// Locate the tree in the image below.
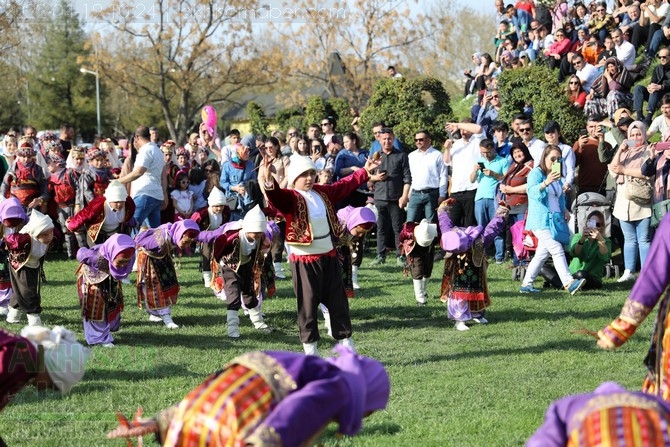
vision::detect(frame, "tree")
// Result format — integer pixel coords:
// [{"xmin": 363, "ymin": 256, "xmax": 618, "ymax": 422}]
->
[
  {"xmin": 304, "ymin": 97, "xmax": 328, "ymax": 129},
  {"xmin": 359, "ymin": 77, "xmax": 453, "ymax": 149},
  {"xmin": 246, "ymin": 101, "xmax": 268, "ymax": 136},
  {"xmin": 92, "ymin": 0, "xmax": 278, "ymax": 144},
  {"xmin": 275, "ymin": 107, "xmax": 305, "ymax": 134}
]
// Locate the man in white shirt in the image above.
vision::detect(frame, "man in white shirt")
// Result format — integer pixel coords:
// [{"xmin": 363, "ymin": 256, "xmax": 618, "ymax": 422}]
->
[
  {"xmin": 407, "ymin": 130, "xmax": 448, "ymax": 223},
  {"xmin": 443, "ymin": 119, "xmax": 484, "ymax": 227},
  {"xmin": 518, "ymin": 118, "xmax": 546, "ymax": 164},
  {"xmin": 612, "ymin": 28, "xmax": 636, "ymax": 69},
  {"xmin": 572, "ymin": 55, "xmax": 600, "ymax": 93},
  {"xmin": 118, "ymin": 125, "xmax": 167, "ymax": 228}
]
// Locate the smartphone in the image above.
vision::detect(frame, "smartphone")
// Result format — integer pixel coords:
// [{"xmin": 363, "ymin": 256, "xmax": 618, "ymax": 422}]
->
[
  {"xmin": 656, "ymin": 141, "xmax": 670, "ymax": 151},
  {"xmin": 551, "ymin": 161, "xmax": 562, "ymax": 176},
  {"xmin": 587, "ymin": 219, "xmax": 597, "ymax": 229},
  {"xmin": 579, "ymin": 129, "xmax": 588, "ymax": 137},
  {"xmin": 478, "ymin": 162, "xmax": 486, "ymax": 170},
  {"xmin": 624, "ymin": 139, "xmax": 637, "ymax": 147}
]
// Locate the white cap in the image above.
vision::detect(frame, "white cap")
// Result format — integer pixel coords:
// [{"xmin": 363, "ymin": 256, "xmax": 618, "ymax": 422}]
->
[
  {"xmin": 104, "ymin": 180, "xmax": 128, "ymax": 203},
  {"xmin": 286, "ymin": 156, "xmax": 317, "ymax": 187},
  {"xmin": 20, "ymin": 210, "xmax": 54, "ymax": 239},
  {"xmin": 414, "ymin": 219, "xmax": 437, "ymax": 247},
  {"xmin": 242, "ymin": 205, "xmax": 267, "ymax": 233},
  {"xmin": 208, "ymin": 187, "xmax": 226, "ymax": 207},
  {"xmin": 20, "ymin": 325, "xmax": 90, "ymax": 394}
]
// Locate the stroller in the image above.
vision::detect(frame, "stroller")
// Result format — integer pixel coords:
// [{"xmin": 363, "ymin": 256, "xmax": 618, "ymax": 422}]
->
[
  {"xmin": 570, "ymin": 192, "xmax": 620, "ymax": 279},
  {"xmin": 510, "ymin": 215, "xmax": 537, "ymax": 281}
]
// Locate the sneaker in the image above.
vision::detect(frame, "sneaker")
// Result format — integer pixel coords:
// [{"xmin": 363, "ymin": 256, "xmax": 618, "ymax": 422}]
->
[
  {"xmin": 472, "ymin": 317, "xmax": 488, "ymax": 324},
  {"xmin": 495, "ymin": 259, "xmax": 503, "ymax": 265},
  {"xmin": 617, "ymin": 269, "xmax": 636, "ymax": 283},
  {"xmin": 102, "ymin": 343, "xmax": 115, "ymax": 348},
  {"xmin": 519, "ymin": 284, "xmax": 542, "ymax": 293},
  {"xmin": 274, "ymin": 270, "xmax": 286, "ymax": 279},
  {"xmin": 370, "ymin": 255, "xmax": 386, "ymax": 266},
  {"xmin": 455, "ymin": 321, "xmax": 470, "ymax": 331},
  {"xmin": 416, "ymin": 301, "xmax": 427, "ymax": 306},
  {"xmin": 396, "ymin": 256, "xmax": 406, "ymax": 267},
  {"xmin": 567, "ymin": 278, "xmax": 587, "ymax": 295},
  {"xmin": 148, "ymin": 315, "xmax": 163, "ymax": 322},
  {"xmin": 6, "ymin": 307, "xmax": 22, "ymax": 323}
]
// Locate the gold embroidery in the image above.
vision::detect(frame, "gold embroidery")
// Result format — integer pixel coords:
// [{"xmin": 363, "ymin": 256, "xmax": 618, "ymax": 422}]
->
[
  {"xmin": 230, "ymin": 352, "xmax": 297, "ymax": 401},
  {"xmin": 286, "ymin": 195, "xmax": 312, "ymax": 245},
  {"xmin": 569, "ymin": 393, "xmax": 666, "ymax": 433},
  {"xmin": 619, "ymin": 299, "xmax": 653, "ymax": 325}
]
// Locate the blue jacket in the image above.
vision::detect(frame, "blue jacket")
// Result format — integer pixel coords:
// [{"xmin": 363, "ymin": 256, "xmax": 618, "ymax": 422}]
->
[
  {"xmin": 220, "ymin": 160, "xmax": 257, "ymax": 194},
  {"xmin": 525, "ymin": 167, "xmax": 565, "ymax": 231}
]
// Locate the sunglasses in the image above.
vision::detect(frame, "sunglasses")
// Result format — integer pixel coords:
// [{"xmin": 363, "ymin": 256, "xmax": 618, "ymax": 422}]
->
[
  {"xmin": 415, "ymin": 138, "xmax": 424, "ymax": 142},
  {"xmin": 569, "ymin": 81, "xmax": 580, "ymax": 84},
  {"xmin": 596, "ymin": 8, "xmax": 605, "ymax": 12},
  {"xmin": 321, "ymin": 122, "xmax": 331, "ymax": 126},
  {"xmin": 519, "ymin": 127, "xmax": 532, "ymax": 133},
  {"xmin": 660, "ymin": 55, "xmax": 669, "ymax": 60}
]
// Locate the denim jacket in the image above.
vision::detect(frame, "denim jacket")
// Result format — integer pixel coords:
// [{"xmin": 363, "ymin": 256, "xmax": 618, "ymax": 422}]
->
[{"xmin": 525, "ymin": 167, "xmax": 566, "ymax": 231}]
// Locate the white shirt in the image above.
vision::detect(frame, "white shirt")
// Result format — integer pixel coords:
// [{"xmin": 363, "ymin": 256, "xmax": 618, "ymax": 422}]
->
[
  {"xmin": 102, "ymin": 202, "xmax": 126, "ymax": 233},
  {"xmin": 449, "ymin": 134, "xmax": 484, "ymax": 193},
  {"xmin": 408, "ymin": 146, "xmax": 449, "ymax": 197},
  {"xmin": 615, "ymin": 40, "xmax": 636, "ymax": 68},
  {"xmin": 558, "ymin": 142, "xmax": 576, "ymax": 187},
  {"xmin": 208, "ymin": 210, "xmax": 223, "ymax": 230},
  {"xmin": 576, "ymin": 63, "xmax": 600, "ymax": 92},
  {"xmin": 130, "ymin": 142, "xmax": 164, "ymax": 200},
  {"xmin": 290, "ymin": 190, "xmax": 333, "ymax": 255}
]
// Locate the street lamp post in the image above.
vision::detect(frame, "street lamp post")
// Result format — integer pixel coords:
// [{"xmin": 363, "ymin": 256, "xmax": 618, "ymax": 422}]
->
[{"xmin": 80, "ymin": 68, "xmax": 101, "ymax": 137}]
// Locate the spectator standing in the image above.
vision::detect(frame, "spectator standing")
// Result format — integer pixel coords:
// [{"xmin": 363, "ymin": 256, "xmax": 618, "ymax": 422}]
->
[
  {"xmin": 476, "ymin": 89, "xmax": 502, "ymax": 137},
  {"xmin": 406, "ymin": 130, "xmax": 448, "ymax": 224},
  {"xmin": 573, "ymin": 116, "xmax": 611, "ymax": 195},
  {"xmin": 320, "ymin": 117, "xmax": 337, "ymax": 146},
  {"xmin": 518, "ymin": 117, "xmax": 547, "ymax": 164},
  {"xmin": 543, "ymin": 120, "xmax": 577, "ymax": 196},
  {"xmin": 333, "ymin": 132, "xmax": 369, "ymax": 208}
]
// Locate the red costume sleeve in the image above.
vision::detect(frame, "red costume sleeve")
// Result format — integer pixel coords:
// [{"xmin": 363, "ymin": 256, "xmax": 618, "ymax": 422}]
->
[
  {"xmin": 313, "ymin": 168, "xmax": 369, "ymax": 205},
  {"xmin": 67, "ymin": 196, "xmax": 106, "ymax": 232},
  {"xmin": 5, "ymin": 233, "xmax": 31, "ymax": 251}
]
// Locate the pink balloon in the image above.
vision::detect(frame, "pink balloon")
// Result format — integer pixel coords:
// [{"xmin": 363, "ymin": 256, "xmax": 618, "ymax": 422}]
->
[{"xmin": 201, "ymin": 105, "xmax": 217, "ymax": 137}]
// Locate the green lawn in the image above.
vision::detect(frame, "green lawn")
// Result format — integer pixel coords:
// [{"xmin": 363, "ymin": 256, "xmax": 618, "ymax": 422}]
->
[{"xmin": 0, "ymin": 252, "xmax": 645, "ymax": 446}]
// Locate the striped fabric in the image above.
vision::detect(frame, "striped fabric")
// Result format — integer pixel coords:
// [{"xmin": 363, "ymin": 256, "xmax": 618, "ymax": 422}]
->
[
  {"xmin": 164, "ymin": 364, "xmax": 274, "ymax": 447},
  {"xmin": 568, "ymin": 405, "xmax": 670, "ymax": 446},
  {"xmin": 136, "ymin": 251, "xmax": 179, "ymax": 310}
]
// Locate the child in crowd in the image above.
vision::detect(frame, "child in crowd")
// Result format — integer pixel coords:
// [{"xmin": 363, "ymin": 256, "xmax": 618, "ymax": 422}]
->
[
  {"xmin": 170, "ymin": 171, "xmax": 194, "ymax": 221},
  {"xmin": 75, "ymin": 234, "xmax": 136, "ymax": 347},
  {"xmin": 190, "ymin": 186, "xmax": 231, "ymax": 289},
  {"xmin": 1, "ymin": 137, "xmax": 48, "ymax": 212},
  {"xmin": 175, "ymin": 147, "xmax": 191, "ymax": 172},
  {"xmin": 67, "ymin": 180, "xmax": 136, "ymax": 246},
  {"xmin": 0, "ymin": 198, "xmax": 26, "ymax": 317},
  {"xmin": 46, "ymin": 154, "xmax": 79, "ymax": 259},
  {"xmin": 210, "ymin": 205, "xmax": 274, "ymax": 338},
  {"xmin": 336, "ymin": 205, "xmax": 376, "ymax": 292},
  {"xmin": 438, "ymin": 199, "xmax": 508, "ymax": 331},
  {"xmin": 188, "ymin": 167, "xmax": 208, "ymax": 211},
  {"xmin": 400, "ymin": 219, "xmax": 439, "ymax": 306},
  {"xmin": 5, "ymin": 210, "xmax": 54, "ymax": 326},
  {"xmin": 76, "ymin": 147, "xmax": 111, "ymax": 211}
]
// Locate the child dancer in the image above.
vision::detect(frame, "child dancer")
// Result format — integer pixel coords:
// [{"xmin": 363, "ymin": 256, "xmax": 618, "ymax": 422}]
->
[
  {"xmin": 170, "ymin": 170, "xmax": 194, "ymax": 221},
  {"xmin": 0, "ymin": 198, "xmax": 27, "ymax": 317},
  {"xmin": 210, "ymin": 205, "xmax": 274, "ymax": 338},
  {"xmin": 0, "ymin": 138, "xmax": 48, "ymax": 212},
  {"xmin": 438, "ymin": 199, "xmax": 508, "ymax": 331},
  {"xmin": 336, "ymin": 205, "xmax": 376, "ymax": 292},
  {"xmin": 190, "ymin": 186, "xmax": 231, "ymax": 288},
  {"xmin": 76, "ymin": 147, "xmax": 111, "ymax": 210},
  {"xmin": 46, "ymin": 154, "xmax": 79, "ymax": 259},
  {"xmin": 5, "ymin": 210, "xmax": 54, "ymax": 326},
  {"xmin": 400, "ymin": 219, "xmax": 439, "ymax": 306},
  {"xmin": 135, "ymin": 219, "xmax": 221, "ymax": 329},
  {"xmin": 76, "ymin": 234, "xmax": 136, "ymax": 347}
]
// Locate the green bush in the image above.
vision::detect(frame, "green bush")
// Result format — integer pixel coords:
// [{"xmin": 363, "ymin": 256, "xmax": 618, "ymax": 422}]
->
[
  {"xmin": 359, "ymin": 76, "xmax": 453, "ymax": 149},
  {"xmin": 498, "ymin": 65, "xmax": 584, "ymax": 142},
  {"xmin": 304, "ymin": 97, "xmax": 328, "ymax": 130},
  {"xmin": 246, "ymin": 101, "xmax": 268, "ymax": 136},
  {"xmin": 275, "ymin": 107, "xmax": 305, "ymax": 134},
  {"xmin": 325, "ymin": 97, "xmax": 353, "ymax": 134}
]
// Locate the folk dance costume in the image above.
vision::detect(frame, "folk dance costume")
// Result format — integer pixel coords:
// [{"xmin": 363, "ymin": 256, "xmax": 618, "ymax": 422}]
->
[
  {"xmin": 210, "ymin": 205, "xmax": 275, "ymax": 338},
  {"xmin": 263, "ymin": 156, "xmax": 374, "ymax": 355},
  {"xmin": 190, "ymin": 186, "xmax": 231, "ymax": 289},
  {"xmin": 46, "ymin": 154, "xmax": 79, "ymax": 258},
  {"xmin": 76, "ymin": 234, "xmax": 136, "ymax": 347},
  {"xmin": 596, "ymin": 213, "xmax": 670, "ymax": 400},
  {"xmin": 400, "ymin": 219, "xmax": 439, "ymax": 306},
  {"xmin": 76, "ymin": 147, "xmax": 111, "ymax": 209},
  {"xmin": 0, "ymin": 139, "xmax": 48, "ymax": 212},
  {"xmin": 527, "ymin": 382, "xmax": 670, "ymax": 447},
  {"xmin": 5, "ymin": 211, "xmax": 54, "ymax": 326},
  {"xmin": 107, "ymin": 346, "xmax": 390, "ymax": 447},
  {"xmin": 335, "ymin": 206, "xmax": 376, "ymax": 293},
  {"xmin": 135, "ymin": 220, "xmax": 222, "ymax": 329},
  {"xmin": 0, "ymin": 199, "xmax": 27, "ymax": 317},
  {"xmin": 438, "ymin": 200, "xmax": 508, "ymax": 331},
  {"xmin": 67, "ymin": 180, "xmax": 136, "ymax": 246}
]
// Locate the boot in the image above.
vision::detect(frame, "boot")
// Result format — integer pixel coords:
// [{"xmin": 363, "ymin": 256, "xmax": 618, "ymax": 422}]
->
[
  {"xmin": 303, "ymin": 341, "xmax": 318, "ymax": 356},
  {"xmin": 0, "ymin": 306, "xmax": 8, "ymax": 316},
  {"xmin": 160, "ymin": 314, "xmax": 179, "ymax": 329},
  {"xmin": 27, "ymin": 313, "xmax": 42, "ymax": 326},
  {"xmin": 248, "ymin": 306, "xmax": 273, "ymax": 333},
  {"xmin": 422, "ymin": 277, "xmax": 430, "ymax": 301},
  {"xmin": 227, "ymin": 310, "xmax": 240, "ymax": 338},
  {"xmin": 339, "ymin": 337, "xmax": 355, "ymax": 351},
  {"xmin": 413, "ymin": 279, "xmax": 427, "ymax": 306},
  {"xmin": 351, "ymin": 266, "xmax": 360, "ymax": 290},
  {"xmin": 273, "ymin": 262, "xmax": 286, "ymax": 279},
  {"xmin": 202, "ymin": 271, "xmax": 212, "ymax": 288},
  {"xmin": 6, "ymin": 307, "xmax": 22, "ymax": 323}
]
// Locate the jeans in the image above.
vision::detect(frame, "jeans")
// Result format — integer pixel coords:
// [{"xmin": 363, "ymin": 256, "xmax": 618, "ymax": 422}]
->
[
  {"xmin": 646, "ymin": 28, "xmax": 670, "ymax": 57},
  {"xmin": 474, "ymin": 198, "xmax": 503, "ymax": 261},
  {"xmin": 133, "ymin": 194, "xmax": 163, "ymax": 228},
  {"xmin": 406, "ymin": 189, "xmax": 439, "ymax": 223},
  {"xmin": 633, "ymin": 84, "xmax": 665, "ymax": 115},
  {"xmin": 619, "ymin": 217, "xmax": 651, "ymax": 271}
]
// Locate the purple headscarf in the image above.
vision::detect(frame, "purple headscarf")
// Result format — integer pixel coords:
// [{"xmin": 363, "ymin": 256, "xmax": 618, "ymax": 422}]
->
[
  {"xmin": 0, "ymin": 197, "xmax": 27, "ymax": 224},
  {"xmin": 99, "ymin": 234, "xmax": 136, "ymax": 280},
  {"xmin": 336, "ymin": 206, "xmax": 376, "ymax": 232},
  {"xmin": 441, "ymin": 225, "xmax": 484, "ymax": 253},
  {"xmin": 326, "ymin": 345, "xmax": 390, "ymax": 436},
  {"xmin": 169, "ymin": 219, "xmax": 199, "ymax": 246}
]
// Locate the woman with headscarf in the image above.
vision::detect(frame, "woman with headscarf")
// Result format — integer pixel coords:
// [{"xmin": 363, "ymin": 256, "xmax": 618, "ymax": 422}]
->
[
  {"xmin": 642, "ymin": 129, "xmax": 670, "ymax": 228},
  {"xmin": 220, "ymin": 140, "xmax": 257, "ymax": 220},
  {"xmin": 107, "ymin": 346, "xmax": 389, "ymax": 447},
  {"xmin": 584, "ymin": 57, "xmax": 634, "ymax": 120},
  {"xmin": 75, "ymin": 234, "xmax": 136, "ymax": 347},
  {"xmin": 608, "ymin": 120, "xmax": 652, "ymax": 283},
  {"xmin": 134, "ymin": 219, "xmax": 223, "ymax": 329}
]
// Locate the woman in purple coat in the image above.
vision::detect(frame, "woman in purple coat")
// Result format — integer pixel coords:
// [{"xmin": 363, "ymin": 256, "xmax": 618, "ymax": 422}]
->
[
  {"xmin": 107, "ymin": 346, "xmax": 390, "ymax": 447},
  {"xmin": 76, "ymin": 233, "xmax": 136, "ymax": 347}
]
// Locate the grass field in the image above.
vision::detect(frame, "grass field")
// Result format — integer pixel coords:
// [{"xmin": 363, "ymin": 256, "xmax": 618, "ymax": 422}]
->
[{"xmin": 0, "ymin": 251, "xmax": 646, "ymax": 447}]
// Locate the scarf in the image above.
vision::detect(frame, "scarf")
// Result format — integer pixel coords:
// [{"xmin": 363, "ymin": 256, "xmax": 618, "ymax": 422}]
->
[
  {"xmin": 99, "ymin": 234, "xmax": 136, "ymax": 280},
  {"xmin": 590, "ymin": 57, "xmax": 634, "ymax": 97}
]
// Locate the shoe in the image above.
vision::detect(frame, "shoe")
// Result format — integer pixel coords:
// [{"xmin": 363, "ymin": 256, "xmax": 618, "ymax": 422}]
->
[
  {"xmin": 273, "ymin": 262, "xmax": 286, "ymax": 279},
  {"xmin": 149, "ymin": 315, "xmax": 162, "ymax": 322},
  {"xmin": 161, "ymin": 314, "xmax": 179, "ymax": 329},
  {"xmin": 472, "ymin": 317, "xmax": 488, "ymax": 324},
  {"xmin": 455, "ymin": 321, "xmax": 470, "ymax": 331},
  {"xmin": 617, "ymin": 269, "xmax": 636, "ymax": 283},
  {"xmin": 519, "ymin": 284, "xmax": 542, "ymax": 293},
  {"xmin": 567, "ymin": 278, "xmax": 586, "ymax": 295},
  {"xmin": 370, "ymin": 255, "xmax": 386, "ymax": 266},
  {"xmin": 396, "ymin": 256, "xmax": 406, "ymax": 267},
  {"xmin": 495, "ymin": 259, "xmax": 503, "ymax": 265},
  {"xmin": 26, "ymin": 313, "xmax": 41, "ymax": 326},
  {"xmin": 416, "ymin": 301, "xmax": 427, "ymax": 306},
  {"xmin": 102, "ymin": 343, "xmax": 115, "ymax": 348},
  {"xmin": 0, "ymin": 306, "xmax": 7, "ymax": 316},
  {"xmin": 6, "ymin": 307, "xmax": 22, "ymax": 323}
]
